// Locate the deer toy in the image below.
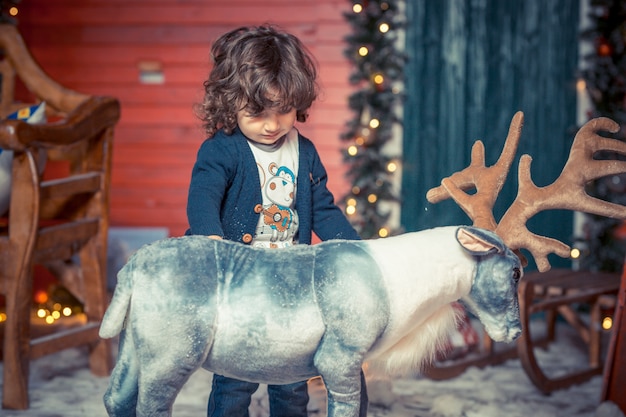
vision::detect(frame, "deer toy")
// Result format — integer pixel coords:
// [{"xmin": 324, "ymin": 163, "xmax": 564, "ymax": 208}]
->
[{"xmin": 99, "ymin": 112, "xmax": 626, "ymax": 417}]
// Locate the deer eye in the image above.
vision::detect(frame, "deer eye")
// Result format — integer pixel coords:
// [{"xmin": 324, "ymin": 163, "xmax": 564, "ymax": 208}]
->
[{"xmin": 512, "ymin": 268, "xmax": 521, "ymax": 283}]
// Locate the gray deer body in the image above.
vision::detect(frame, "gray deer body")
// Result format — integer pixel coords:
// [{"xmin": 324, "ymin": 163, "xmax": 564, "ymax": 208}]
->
[{"xmin": 99, "ymin": 226, "xmax": 522, "ymax": 417}]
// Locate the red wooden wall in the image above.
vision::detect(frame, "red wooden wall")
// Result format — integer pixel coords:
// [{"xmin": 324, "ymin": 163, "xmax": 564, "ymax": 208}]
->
[{"xmin": 16, "ymin": 0, "xmax": 355, "ymax": 236}]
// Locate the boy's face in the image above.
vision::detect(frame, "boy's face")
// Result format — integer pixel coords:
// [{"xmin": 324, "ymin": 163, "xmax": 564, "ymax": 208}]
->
[{"xmin": 236, "ymin": 107, "xmax": 297, "ymax": 145}]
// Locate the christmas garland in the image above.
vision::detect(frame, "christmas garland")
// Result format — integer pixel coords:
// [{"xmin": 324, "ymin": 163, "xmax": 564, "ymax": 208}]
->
[
  {"xmin": 341, "ymin": 0, "xmax": 405, "ymax": 238},
  {"xmin": 580, "ymin": 0, "xmax": 626, "ymax": 272}
]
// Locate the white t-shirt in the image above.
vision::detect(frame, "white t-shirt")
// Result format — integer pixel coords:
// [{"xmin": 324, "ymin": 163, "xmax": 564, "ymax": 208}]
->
[{"xmin": 247, "ymin": 128, "xmax": 300, "ymax": 248}]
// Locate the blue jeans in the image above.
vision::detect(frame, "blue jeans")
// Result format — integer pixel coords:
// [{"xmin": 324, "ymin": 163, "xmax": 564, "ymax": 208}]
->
[
  {"xmin": 207, "ymin": 374, "xmax": 308, "ymax": 417},
  {"xmin": 207, "ymin": 373, "xmax": 368, "ymax": 417}
]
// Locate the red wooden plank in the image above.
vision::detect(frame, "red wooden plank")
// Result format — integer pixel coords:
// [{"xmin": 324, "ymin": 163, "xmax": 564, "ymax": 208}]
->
[
  {"xmin": 113, "ymin": 150, "xmax": 196, "ymax": 168},
  {"xmin": 21, "ymin": 4, "xmax": 320, "ymax": 25},
  {"xmin": 30, "ymin": 45, "xmax": 213, "ymax": 66},
  {"xmin": 22, "ymin": 22, "xmax": 326, "ymax": 47},
  {"xmin": 118, "ymin": 106, "xmax": 198, "ymax": 126},
  {"xmin": 111, "ymin": 164, "xmax": 192, "ymax": 181},
  {"xmin": 111, "ymin": 188, "xmax": 187, "ymax": 206},
  {"xmin": 114, "ymin": 126, "xmax": 206, "ymax": 145},
  {"xmin": 28, "ymin": 64, "xmax": 207, "ymax": 86}
]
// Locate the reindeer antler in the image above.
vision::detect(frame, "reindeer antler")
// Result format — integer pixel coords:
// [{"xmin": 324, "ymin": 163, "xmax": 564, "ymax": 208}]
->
[
  {"xmin": 496, "ymin": 117, "xmax": 626, "ymax": 272},
  {"xmin": 427, "ymin": 113, "xmax": 626, "ymax": 272},
  {"xmin": 426, "ymin": 112, "xmax": 523, "ymax": 230}
]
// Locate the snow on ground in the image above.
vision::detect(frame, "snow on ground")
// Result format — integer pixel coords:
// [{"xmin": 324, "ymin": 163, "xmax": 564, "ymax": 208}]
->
[{"xmin": 1, "ymin": 322, "xmax": 624, "ymax": 417}]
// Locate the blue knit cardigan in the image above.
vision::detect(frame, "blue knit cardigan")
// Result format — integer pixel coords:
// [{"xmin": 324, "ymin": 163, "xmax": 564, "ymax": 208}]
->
[{"xmin": 186, "ymin": 128, "xmax": 359, "ymax": 244}]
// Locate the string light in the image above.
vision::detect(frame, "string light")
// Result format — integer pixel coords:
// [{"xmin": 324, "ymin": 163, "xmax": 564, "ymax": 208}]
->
[
  {"xmin": 570, "ymin": 247, "xmax": 580, "ymax": 258},
  {"xmin": 342, "ymin": 0, "xmax": 403, "ymax": 238},
  {"xmin": 346, "ymin": 197, "xmax": 357, "ymax": 216},
  {"xmin": 602, "ymin": 316, "xmax": 613, "ymax": 330},
  {"xmin": 31, "ymin": 286, "xmax": 83, "ymax": 324},
  {"xmin": 34, "ymin": 290, "xmax": 48, "ymax": 304},
  {"xmin": 9, "ymin": 6, "xmax": 18, "ymax": 16}
]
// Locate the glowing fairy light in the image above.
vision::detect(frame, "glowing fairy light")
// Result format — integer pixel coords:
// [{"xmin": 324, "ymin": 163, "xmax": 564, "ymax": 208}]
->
[
  {"xmin": 368, "ymin": 194, "xmax": 378, "ymax": 203},
  {"xmin": 63, "ymin": 307, "xmax": 73, "ymax": 317},
  {"xmin": 355, "ymin": 136, "xmax": 365, "ymax": 145},
  {"xmin": 37, "ymin": 308, "xmax": 47, "ymax": 318},
  {"xmin": 348, "ymin": 145, "xmax": 358, "ymax": 156},
  {"xmin": 570, "ymin": 248, "xmax": 580, "ymax": 258},
  {"xmin": 0, "ymin": 312, "xmax": 6, "ymax": 323},
  {"xmin": 34, "ymin": 290, "xmax": 48, "ymax": 304},
  {"xmin": 373, "ymin": 73, "xmax": 384, "ymax": 85},
  {"xmin": 387, "ymin": 161, "xmax": 398, "ymax": 172},
  {"xmin": 353, "ymin": 3, "xmax": 363, "ymax": 13},
  {"xmin": 369, "ymin": 118, "xmax": 380, "ymax": 129},
  {"xmin": 346, "ymin": 198, "xmax": 357, "ymax": 216},
  {"xmin": 378, "ymin": 227, "xmax": 389, "ymax": 238},
  {"xmin": 358, "ymin": 46, "xmax": 369, "ymax": 57},
  {"xmin": 379, "ymin": 23, "xmax": 390, "ymax": 33}
]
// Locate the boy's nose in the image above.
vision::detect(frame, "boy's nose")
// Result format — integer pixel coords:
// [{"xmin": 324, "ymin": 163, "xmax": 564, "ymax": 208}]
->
[{"xmin": 264, "ymin": 115, "xmax": 280, "ymax": 132}]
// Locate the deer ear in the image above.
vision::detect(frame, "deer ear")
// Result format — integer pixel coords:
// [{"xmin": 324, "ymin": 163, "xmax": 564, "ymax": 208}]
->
[{"xmin": 455, "ymin": 227, "xmax": 505, "ymax": 256}]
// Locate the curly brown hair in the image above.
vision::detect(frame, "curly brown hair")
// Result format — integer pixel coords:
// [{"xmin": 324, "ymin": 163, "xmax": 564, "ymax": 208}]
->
[{"xmin": 196, "ymin": 25, "xmax": 318, "ymax": 138}]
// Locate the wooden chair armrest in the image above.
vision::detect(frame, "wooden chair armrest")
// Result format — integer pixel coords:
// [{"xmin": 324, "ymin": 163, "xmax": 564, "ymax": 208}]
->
[
  {"xmin": 0, "ymin": 24, "xmax": 88, "ymax": 113},
  {"xmin": 0, "ymin": 96, "xmax": 120, "ymax": 152}
]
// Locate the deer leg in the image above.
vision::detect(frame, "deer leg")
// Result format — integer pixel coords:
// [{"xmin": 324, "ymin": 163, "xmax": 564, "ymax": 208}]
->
[
  {"xmin": 314, "ymin": 338, "xmax": 364, "ymax": 417},
  {"xmin": 104, "ymin": 330, "xmax": 139, "ymax": 417},
  {"xmin": 133, "ymin": 322, "xmax": 214, "ymax": 417}
]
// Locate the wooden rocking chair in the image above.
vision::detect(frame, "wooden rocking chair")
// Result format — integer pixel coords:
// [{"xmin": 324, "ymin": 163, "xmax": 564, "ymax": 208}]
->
[{"xmin": 0, "ymin": 24, "xmax": 120, "ymax": 409}]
